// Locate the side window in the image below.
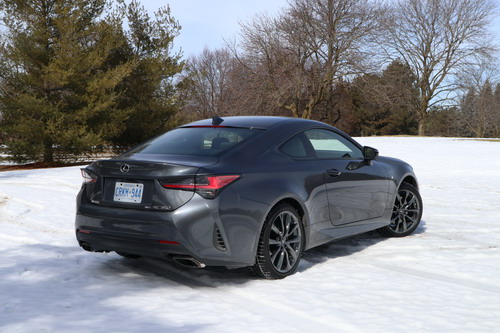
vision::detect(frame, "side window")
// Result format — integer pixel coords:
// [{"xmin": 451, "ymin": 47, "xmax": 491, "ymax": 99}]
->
[
  {"xmin": 279, "ymin": 134, "xmax": 309, "ymax": 158},
  {"xmin": 304, "ymin": 129, "xmax": 363, "ymax": 159}
]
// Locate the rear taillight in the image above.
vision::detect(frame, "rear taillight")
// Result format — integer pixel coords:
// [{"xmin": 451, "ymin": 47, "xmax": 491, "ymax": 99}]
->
[
  {"xmin": 81, "ymin": 169, "xmax": 97, "ymax": 184},
  {"xmin": 162, "ymin": 175, "xmax": 240, "ymax": 199}
]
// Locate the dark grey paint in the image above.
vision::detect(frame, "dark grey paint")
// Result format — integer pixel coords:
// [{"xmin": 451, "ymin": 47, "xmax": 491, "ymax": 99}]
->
[{"xmin": 75, "ymin": 116, "xmax": 418, "ymax": 268}]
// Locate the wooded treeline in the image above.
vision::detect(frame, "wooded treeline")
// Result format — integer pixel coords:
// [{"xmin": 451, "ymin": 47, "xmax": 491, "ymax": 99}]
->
[{"xmin": 0, "ymin": 0, "xmax": 499, "ymax": 163}]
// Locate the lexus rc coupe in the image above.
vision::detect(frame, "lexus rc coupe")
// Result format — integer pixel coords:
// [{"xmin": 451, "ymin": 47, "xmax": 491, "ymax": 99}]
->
[{"xmin": 75, "ymin": 116, "xmax": 423, "ymax": 279}]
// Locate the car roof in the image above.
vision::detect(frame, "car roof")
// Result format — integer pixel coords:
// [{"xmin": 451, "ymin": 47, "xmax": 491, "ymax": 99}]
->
[{"xmin": 183, "ymin": 116, "xmax": 326, "ymax": 130}]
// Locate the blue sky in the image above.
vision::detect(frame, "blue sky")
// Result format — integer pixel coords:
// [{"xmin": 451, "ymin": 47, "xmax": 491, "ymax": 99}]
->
[
  {"xmin": 144, "ymin": 1, "xmax": 500, "ymax": 59},
  {"xmin": 144, "ymin": 0, "xmax": 287, "ymax": 57}
]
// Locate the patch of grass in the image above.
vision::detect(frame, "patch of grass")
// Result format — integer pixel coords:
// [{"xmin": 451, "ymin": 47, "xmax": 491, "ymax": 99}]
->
[{"xmin": 456, "ymin": 138, "xmax": 500, "ymax": 142}]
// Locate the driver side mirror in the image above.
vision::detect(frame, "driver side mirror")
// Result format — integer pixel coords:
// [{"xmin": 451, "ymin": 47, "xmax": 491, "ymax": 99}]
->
[{"xmin": 363, "ymin": 146, "xmax": 379, "ymax": 161}]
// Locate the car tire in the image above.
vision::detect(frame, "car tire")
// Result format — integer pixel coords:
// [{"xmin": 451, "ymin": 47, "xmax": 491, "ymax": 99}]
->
[
  {"xmin": 379, "ymin": 183, "xmax": 423, "ymax": 237},
  {"xmin": 251, "ymin": 203, "xmax": 304, "ymax": 279}
]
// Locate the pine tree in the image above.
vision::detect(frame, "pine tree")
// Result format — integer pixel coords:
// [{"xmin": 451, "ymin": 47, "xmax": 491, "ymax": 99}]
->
[
  {"xmin": 350, "ymin": 60, "xmax": 419, "ymax": 136},
  {"xmin": 0, "ymin": 0, "xmax": 183, "ymax": 162},
  {"xmin": 112, "ymin": 0, "xmax": 183, "ymax": 148}
]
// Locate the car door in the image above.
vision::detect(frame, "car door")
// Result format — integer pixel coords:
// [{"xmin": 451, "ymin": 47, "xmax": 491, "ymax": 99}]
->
[
  {"xmin": 303, "ymin": 129, "xmax": 390, "ymax": 226},
  {"xmin": 277, "ymin": 133, "xmax": 331, "ymax": 225}
]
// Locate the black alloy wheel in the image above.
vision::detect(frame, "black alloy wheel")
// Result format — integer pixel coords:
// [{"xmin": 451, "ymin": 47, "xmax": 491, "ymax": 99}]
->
[
  {"xmin": 252, "ymin": 204, "xmax": 304, "ymax": 279},
  {"xmin": 379, "ymin": 183, "xmax": 423, "ymax": 237}
]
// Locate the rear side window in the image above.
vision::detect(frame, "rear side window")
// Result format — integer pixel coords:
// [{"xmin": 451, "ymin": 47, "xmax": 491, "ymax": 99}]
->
[
  {"xmin": 279, "ymin": 135, "xmax": 309, "ymax": 158},
  {"xmin": 128, "ymin": 127, "xmax": 263, "ymax": 156}
]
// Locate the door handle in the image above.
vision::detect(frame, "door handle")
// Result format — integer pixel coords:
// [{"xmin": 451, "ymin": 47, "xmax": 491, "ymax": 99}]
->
[{"xmin": 326, "ymin": 169, "xmax": 341, "ymax": 177}]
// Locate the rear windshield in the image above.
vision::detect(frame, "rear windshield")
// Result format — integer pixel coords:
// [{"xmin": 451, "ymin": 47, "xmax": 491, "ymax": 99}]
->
[{"xmin": 127, "ymin": 127, "xmax": 264, "ymax": 156}]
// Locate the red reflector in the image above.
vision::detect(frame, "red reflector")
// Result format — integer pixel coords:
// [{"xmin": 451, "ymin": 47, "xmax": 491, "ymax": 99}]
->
[
  {"xmin": 158, "ymin": 240, "xmax": 180, "ymax": 245},
  {"xmin": 163, "ymin": 183, "xmax": 195, "ymax": 189},
  {"xmin": 78, "ymin": 229, "xmax": 91, "ymax": 234}
]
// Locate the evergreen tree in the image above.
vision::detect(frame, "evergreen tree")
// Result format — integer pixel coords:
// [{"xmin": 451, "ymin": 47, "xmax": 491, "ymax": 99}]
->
[
  {"xmin": 350, "ymin": 61, "xmax": 419, "ymax": 136},
  {"xmin": 0, "ymin": 0, "xmax": 183, "ymax": 162},
  {"xmin": 112, "ymin": 0, "xmax": 183, "ymax": 148}
]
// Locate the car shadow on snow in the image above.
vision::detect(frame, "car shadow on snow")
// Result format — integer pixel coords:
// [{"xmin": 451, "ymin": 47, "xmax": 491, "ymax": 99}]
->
[
  {"xmin": 298, "ymin": 219, "xmax": 427, "ymax": 273},
  {"xmin": 0, "ymin": 243, "xmax": 214, "ymax": 333},
  {"xmin": 0, "ymin": 221, "xmax": 429, "ymax": 332},
  {"xmin": 120, "ymin": 256, "xmax": 256, "ymax": 288},
  {"xmin": 119, "ymin": 219, "xmax": 428, "ymax": 285},
  {"xmin": 0, "ymin": 220, "xmax": 428, "ymax": 330}
]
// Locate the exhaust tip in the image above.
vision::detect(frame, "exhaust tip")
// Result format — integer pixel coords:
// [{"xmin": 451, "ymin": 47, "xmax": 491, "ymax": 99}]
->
[
  {"xmin": 171, "ymin": 255, "xmax": 206, "ymax": 269},
  {"xmin": 79, "ymin": 241, "xmax": 94, "ymax": 252}
]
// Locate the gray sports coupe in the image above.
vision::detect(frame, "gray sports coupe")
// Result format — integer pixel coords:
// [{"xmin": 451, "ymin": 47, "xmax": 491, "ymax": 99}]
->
[{"xmin": 76, "ymin": 116, "xmax": 422, "ymax": 279}]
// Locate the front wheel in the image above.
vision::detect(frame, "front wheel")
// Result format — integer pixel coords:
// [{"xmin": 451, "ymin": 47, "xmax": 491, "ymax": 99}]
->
[
  {"xmin": 379, "ymin": 183, "xmax": 423, "ymax": 237},
  {"xmin": 251, "ymin": 204, "xmax": 304, "ymax": 279}
]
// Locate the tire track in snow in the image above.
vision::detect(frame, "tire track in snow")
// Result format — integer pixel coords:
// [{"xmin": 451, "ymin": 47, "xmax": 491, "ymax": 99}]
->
[
  {"xmin": 365, "ymin": 261, "xmax": 500, "ymax": 296},
  {"xmin": 423, "ymin": 232, "xmax": 500, "ymax": 248},
  {"xmin": 0, "ymin": 194, "xmax": 9, "ymax": 206},
  {"xmin": 134, "ymin": 258, "xmax": 363, "ymax": 333},
  {"xmin": 0, "ymin": 195, "xmax": 68, "ymax": 235}
]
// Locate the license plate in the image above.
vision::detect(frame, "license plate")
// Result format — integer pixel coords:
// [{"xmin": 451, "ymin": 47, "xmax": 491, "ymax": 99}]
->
[{"xmin": 113, "ymin": 182, "xmax": 144, "ymax": 203}]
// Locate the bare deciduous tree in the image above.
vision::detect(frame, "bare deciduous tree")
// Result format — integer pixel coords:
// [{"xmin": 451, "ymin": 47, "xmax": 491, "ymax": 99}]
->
[
  {"xmin": 459, "ymin": 82, "xmax": 495, "ymax": 137},
  {"xmin": 180, "ymin": 48, "xmax": 234, "ymax": 118},
  {"xmin": 494, "ymin": 84, "xmax": 500, "ymax": 137},
  {"xmin": 380, "ymin": 0, "xmax": 497, "ymax": 135},
  {"xmin": 456, "ymin": 62, "xmax": 499, "ymax": 137},
  {"xmin": 233, "ymin": 0, "xmax": 382, "ymax": 121}
]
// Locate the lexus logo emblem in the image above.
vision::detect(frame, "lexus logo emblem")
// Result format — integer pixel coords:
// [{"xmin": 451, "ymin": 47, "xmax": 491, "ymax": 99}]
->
[{"xmin": 120, "ymin": 164, "xmax": 131, "ymax": 173}]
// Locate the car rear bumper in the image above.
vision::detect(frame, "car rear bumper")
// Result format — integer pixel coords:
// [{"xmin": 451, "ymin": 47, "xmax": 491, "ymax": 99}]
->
[
  {"xmin": 76, "ymin": 227, "xmax": 190, "ymax": 257},
  {"xmin": 75, "ymin": 189, "xmax": 258, "ymax": 268}
]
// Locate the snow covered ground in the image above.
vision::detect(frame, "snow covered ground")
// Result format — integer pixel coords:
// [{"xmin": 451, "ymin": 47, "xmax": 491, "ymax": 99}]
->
[{"xmin": 1, "ymin": 137, "xmax": 499, "ymax": 333}]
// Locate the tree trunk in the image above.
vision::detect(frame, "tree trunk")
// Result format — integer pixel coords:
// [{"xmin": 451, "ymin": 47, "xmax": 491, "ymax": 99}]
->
[
  {"xmin": 43, "ymin": 137, "xmax": 54, "ymax": 163},
  {"xmin": 417, "ymin": 100, "xmax": 428, "ymax": 136},
  {"xmin": 418, "ymin": 119, "xmax": 426, "ymax": 136}
]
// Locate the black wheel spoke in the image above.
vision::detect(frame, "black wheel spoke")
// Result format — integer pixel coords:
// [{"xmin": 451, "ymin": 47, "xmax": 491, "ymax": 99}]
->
[
  {"xmin": 283, "ymin": 250, "xmax": 291, "ymax": 271},
  {"xmin": 270, "ymin": 247, "xmax": 281, "ymax": 262},
  {"xmin": 406, "ymin": 195, "xmax": 416, "ymax": 207},
  {"xmin": 285, "ymin": 213, "xmax": 291, "ymax": 231},
  {"xmin": 396, "ymin": 216, "xmax": 403, "ymax": 231},
  {"xmin": 401, "ymin": 218, "xmax": 408, "ymax": 232},
  {"xmin": 405, "ymin": 214, "xmax": 418, "ymax": 224},
  {"xmin": 285, "ymin": 237, "xmax": 301, "ymax": 244},
  {"xmin": 279, "ymin": 214, "xmax": 285, "ymax": 236},
  {"xmin": 268, "ymin": 238, "xmax": 281, "ymax": 245},
  {"xmin": 285, "ymin": 244, "xmax": 298, "ymax": 261},
  {"xmin": 286, "ymin": 224, "xmax": 299, "ymax": 238},
  {"xmin": 276, "ymin": 250, "xmax": 285, "ymax": 270},
  {"xmin": 396, "ymin": 193, "xmax": 402, "ymax": 204}
]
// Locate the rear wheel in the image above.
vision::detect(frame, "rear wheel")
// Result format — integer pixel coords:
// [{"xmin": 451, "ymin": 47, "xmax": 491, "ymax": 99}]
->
[
  {"xmin": 251, "ymin": 204, "xmax": 304, "ymax": 279},
  {"xmin": 379, "ymin": 183, "xmax": 423, "ymax": 237}
]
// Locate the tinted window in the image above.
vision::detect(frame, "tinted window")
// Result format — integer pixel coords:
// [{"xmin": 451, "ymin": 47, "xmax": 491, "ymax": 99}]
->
[
  {"xmin": 128, "ymin": 127, "xmax": 263, "ymax": 156},
  {"xmin": 304, "ymin": 129, "xmax": 363, "ymax": 159},
  {"xmin": 279, "ymin": 135, "xmax": 309, "ymax": 158}
]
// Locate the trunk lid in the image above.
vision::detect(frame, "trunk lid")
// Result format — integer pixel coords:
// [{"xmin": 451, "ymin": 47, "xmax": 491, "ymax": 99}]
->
[{"xmin": 83, "ymin": 155, "xmax": 218, "ymax": 211}]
